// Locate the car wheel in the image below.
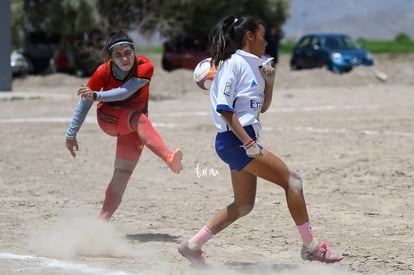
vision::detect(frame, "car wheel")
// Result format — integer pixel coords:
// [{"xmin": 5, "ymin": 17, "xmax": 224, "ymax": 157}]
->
[
  {"xmin": 162, "ymin": 58, "xmax": 174, "ymax": 72},
  {"xmin": 28, "ymin": 57, "xmax": 51, "ymax": 74},
  {"xmin": 330, "ymin": 66, "xmax": 343, "ymax": 74},
  {"xmin": 321, "ymin": 64, "xmax": 330, "ymax": 71},
  {"xmin": 343, "ymin": 67, "xmax": 353, "ymax": 73}
]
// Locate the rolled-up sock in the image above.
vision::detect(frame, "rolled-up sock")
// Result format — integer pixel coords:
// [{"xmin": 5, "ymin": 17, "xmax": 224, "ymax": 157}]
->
[
  {"xmin": 297, "ymin": 221, "xmax": 318, "ymax": 250},
  {"xmin": 188, "ymin": 226, "xmax": 214, "ymax": 250}
]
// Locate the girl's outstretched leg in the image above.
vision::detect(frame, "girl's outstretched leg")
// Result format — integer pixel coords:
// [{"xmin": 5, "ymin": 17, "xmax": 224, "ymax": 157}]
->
[{"xmin": 130, "ymin": 112, "xmax": 183, "ymax": 173}]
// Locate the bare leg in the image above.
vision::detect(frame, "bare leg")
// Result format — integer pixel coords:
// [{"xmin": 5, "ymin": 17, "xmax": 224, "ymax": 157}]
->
[
  {"xmin": 244, "ymin": 148, "xmax": 343, "ymax": 262},
  {"xmin": 244, "ymin": 148, "xmax": 309, "ymax": 225},
  {"xmin": 206, "ymin": 169, "xmax": 257, "ymax": 233},
  {"xmin": 178, "ymin": 169, "xmax": 257, "ymax": 265},
  {"xmin": 179, "ymin": 148, "xmax": 342, "ymax": 264}
]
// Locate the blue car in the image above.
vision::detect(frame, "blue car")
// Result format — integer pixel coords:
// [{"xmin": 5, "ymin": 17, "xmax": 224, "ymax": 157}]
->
[{"xmin": 290, "ymin": 33, "xmax": 374, "ymax": 73}]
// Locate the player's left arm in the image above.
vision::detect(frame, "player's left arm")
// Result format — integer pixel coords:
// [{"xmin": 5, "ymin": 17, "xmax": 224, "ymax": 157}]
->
[
  {"xmin": 260, "ymin": 64, "xmax": 276, "ymax": 113},
  {"xmin": 79, "ymin": 56, "xmax": 154, "ymax": 101},
  {"xmin": 92, "ymin": 78, "xmax": 149, "ymax": 101},
  {"xmin": 261, "ymin": 82, "xmax": 274, "ymax": 113},
  {"xmin": 78, "ymin": 76, "xmax": 149, "ymax": 101}
]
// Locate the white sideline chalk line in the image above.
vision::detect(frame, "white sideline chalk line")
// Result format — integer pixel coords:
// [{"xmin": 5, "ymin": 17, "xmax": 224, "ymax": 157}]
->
[
  {"xmin": 0, "ymin": 117, "xmax": 177, "ymax": 128},
  {"xmin": 0, "ymin": 117, "xmax": 178, "ymax": 128},
  {"xmin": 262, "ymin": 126, "xmax": 414, "ymax": 137},
  {"xmin": 1, "ymin": 115, "xmax": 412, "ymax": 138},
  {"xmin": 269, "ymin": 104, "xmax": 383, "ymax": 113},
  {"xmin": 0, "ymin": 252, "xmax": 137, "ymax": 275},
  {"xmin": 0, "ymin": 103, "xmax": 383, "ymax": 123},
  {"xmin": 0, "ymin": 104, "xmax": 412, "ymax": 137},
  {"xmin": 0, "ymin": 117, "xmax": 93, "ymax": 123},
  {"xmin": 149, "ymin": 104, "xmax": 383, "ymax": 117}
]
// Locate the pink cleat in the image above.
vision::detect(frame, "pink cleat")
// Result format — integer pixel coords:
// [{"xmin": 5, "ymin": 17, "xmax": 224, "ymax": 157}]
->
[
  {"xmin": 178, "ymin": 241, "xmax": 206, "ymax": 266},
  {"xmin": 301, "ymin": 241, "xmax": 343, "ymax": 263}
]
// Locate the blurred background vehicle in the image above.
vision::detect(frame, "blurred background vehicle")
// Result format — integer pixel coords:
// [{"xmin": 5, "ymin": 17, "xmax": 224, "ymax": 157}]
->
[
  {"xmin": 11, "ymin": 49, "xmax": 32, "ymax": 77},
  {"xmin": 290, "ymin": 33, "xmax": 374, "ymax": 73},
  {"xmin": 22, "ymin": 27, "xmax": 59, "ymax": 75},
  {"xmin": 21, "ymin": 27, "xmax": 102, "ymax": 77},
  {"xmin": 161, "ymin": 36, "xmax": 209, "ymax": 71}
]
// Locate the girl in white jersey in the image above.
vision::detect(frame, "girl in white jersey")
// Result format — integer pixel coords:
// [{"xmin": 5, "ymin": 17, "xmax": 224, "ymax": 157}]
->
[{"xmin": 178, "ymin": 15, "xmax": 343, "ymax": 265}]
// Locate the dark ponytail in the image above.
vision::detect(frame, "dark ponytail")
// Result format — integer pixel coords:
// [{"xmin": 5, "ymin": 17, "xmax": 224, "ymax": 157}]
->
[{"xmin": 208, "ymin": 15, "xmax": 263, "ymax": 67}]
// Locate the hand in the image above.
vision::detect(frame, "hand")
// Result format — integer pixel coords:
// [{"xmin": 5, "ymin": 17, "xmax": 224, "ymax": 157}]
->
[
  {"xmin": 260, "ymin": 64, "xmax": 276, "ymax": 85},
  {"xmin": 65, "ymin": 138, "xmax": 79, "ymax": 158},
  {"xmin": 243, "ymin": 140, "xmax": 263, "ymax": 158},
  {"xmin": 78, "ymin": 85, "xmax": 95, "ymax": 101}
]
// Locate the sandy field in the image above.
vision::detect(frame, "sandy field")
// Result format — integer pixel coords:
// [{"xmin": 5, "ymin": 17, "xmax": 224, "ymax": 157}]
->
[{"xmin": 0, "ymin": 53, "xmax": 413, "ymax": 275}]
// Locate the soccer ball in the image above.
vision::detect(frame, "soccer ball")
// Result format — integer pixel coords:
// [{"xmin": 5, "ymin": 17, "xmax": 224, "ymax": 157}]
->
[{"xmin": 193, "ymin": 57, "xmax": 216, "ymax": 91}]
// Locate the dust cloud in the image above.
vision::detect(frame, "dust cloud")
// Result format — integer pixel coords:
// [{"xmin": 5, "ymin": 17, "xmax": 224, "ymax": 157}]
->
[{"xmin": 26, "ymin": 212, "xmax": 148, "ymax": 260}]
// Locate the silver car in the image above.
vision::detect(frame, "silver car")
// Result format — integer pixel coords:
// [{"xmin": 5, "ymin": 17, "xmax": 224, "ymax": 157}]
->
[{"xmin": 11, "ymin": 49, "xmax": 32, "ymax": 76}]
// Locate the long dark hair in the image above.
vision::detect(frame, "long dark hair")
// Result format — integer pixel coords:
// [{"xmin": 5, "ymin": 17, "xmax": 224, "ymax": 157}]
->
[
  {"xmin": 103, "ymin": 30, "xmax": 137, "ymax": 79},
  {"xmin": 208, "ymin": 15, "xmax": 263, "ymax": 67}
]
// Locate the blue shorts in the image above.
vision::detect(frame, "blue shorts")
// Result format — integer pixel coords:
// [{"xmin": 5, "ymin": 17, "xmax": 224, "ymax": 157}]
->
[{"xmin": 215, "ymin": 125, "xmax": 263, "ymax": 171}]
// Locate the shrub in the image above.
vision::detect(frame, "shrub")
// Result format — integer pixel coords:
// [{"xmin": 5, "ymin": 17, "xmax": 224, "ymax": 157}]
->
[{"xmin": 394, "ymin": 33, "xmax": 411, "ymax": 42}]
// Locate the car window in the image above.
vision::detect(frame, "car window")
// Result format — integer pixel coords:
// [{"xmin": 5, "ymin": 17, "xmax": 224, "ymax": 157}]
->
[
  {"xmin": 310, "ymin": 37, "xmax": 320, "ymax": 48},
  {"xmin": 297, "ymin": 36, "xmax": 312, "ymax": 48},
  {"xmin": 342, "ymin": 36, "xmax": 359, "ymax": 49},
  {"xmin": 323, "ymin": 37, "xmax": 339, "ymax": 49},
  {"xmin": 323, "ymin": 36, "xmax": 359, "ymax": 50}
]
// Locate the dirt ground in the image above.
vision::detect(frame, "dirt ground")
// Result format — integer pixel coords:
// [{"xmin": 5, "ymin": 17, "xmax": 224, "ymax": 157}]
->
[{"xmin": 0, "ymin": 53, "xmax": 413, "ymax": 275}]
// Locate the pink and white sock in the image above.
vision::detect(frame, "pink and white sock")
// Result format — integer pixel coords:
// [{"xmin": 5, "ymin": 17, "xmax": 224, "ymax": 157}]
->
[
  {"xmin": 297, "ymin": 221, "xmax": 318, "ymax": 250},
  {"xmin": 188, "ymin": 226, "xmax": 214, "ymax": 250}
]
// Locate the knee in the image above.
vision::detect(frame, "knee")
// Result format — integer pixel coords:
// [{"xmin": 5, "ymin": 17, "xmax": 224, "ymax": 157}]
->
[
  {"xmin": 114, "ymin": 159, "xmax": 137, "ymax": 172},
  {"xmin": 109, "ymin": 168, "xmax": 134, "ymax": 192},
  {"xmin": 288, "ymin": 169, "xmax": 303, "ymax": 192},
  {"xmin": 113, "ymin": 168, "xmax": 134, "ymax": 180},
  {"xmin": 238, "ymin": 204, "xmax": 254, "ymax": 217}
]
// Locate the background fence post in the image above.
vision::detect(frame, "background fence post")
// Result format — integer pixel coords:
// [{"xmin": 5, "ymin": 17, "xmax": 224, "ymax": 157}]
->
[{"xmin": 0, "ymin": 0, "xmax": 12, "ymax": 92}]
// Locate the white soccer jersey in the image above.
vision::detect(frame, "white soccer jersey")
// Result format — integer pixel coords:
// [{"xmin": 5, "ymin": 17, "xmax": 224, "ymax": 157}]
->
[{"xmin": 210, "ymin": 49, "xmax": 265, "ymax": 136}]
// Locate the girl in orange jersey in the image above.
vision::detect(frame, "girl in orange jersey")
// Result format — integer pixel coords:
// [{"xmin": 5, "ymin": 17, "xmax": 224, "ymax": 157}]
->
[{"xmin": 65, "ymin": 30, "xmax": 183, "ymax": 221}]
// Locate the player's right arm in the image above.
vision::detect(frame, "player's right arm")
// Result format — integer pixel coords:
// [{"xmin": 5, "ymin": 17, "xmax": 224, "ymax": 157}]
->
[{"xmin": 65, "ymin": 97, "xmax": 93, "ymax": 157}]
